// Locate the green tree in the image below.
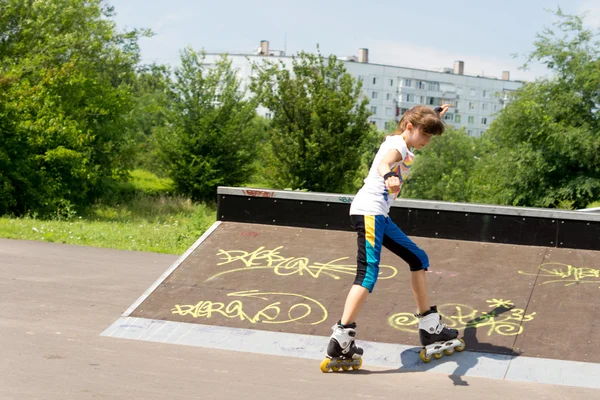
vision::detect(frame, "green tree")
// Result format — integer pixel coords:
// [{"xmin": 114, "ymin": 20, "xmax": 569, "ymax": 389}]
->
[
  {"xmin": 403, "ymin": 127, "xmax": 478, "ymax": 202},
  {"xmin": 469, "ymin": 9, "xmax": 600, "ymax": 209},
  {"xmin": 250, "ymin": 50, "xmax": 373, "ymax": 193},
  {"xmin": 126, "ymin": 63, "xmax": 171, "ymax": 174},
  {"xmin": 158, "ymin": 50, "xmax": 260, "ymax": 201},
  {"xmin": 0, "ymin": 0, "xmax": 147, "ymax": 216}
]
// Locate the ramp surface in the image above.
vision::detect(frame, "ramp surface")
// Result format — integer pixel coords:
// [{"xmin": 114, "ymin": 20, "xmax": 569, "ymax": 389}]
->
[{"xmin": 111, "ymin": 221, "xmax": 600, "ymax": 364}]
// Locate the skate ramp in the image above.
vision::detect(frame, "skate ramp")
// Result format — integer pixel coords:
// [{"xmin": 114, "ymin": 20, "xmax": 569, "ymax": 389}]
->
[
  {"xmin": 102, "ymin": 187, "xmax": 600, "ymax": 387},
  {"xmin": 110, "ymin": 219, "xmax": 600, "ymax": 363}
]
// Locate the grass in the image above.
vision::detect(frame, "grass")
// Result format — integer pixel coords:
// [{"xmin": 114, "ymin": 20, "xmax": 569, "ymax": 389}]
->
[{"xmin": 0, "ymin": 170, "xmax": 217, "ymax": 255}]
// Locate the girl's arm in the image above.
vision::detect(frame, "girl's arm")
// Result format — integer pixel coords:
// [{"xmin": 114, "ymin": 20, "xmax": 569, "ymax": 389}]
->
[{"xmin": 378, "ymin": 149, "xmax": 402, "ymax": 192}]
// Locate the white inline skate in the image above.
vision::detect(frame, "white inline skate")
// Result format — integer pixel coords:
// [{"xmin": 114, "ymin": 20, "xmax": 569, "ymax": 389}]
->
[
  {"xmin": 418, "ymin": 306, "xmax": 466, "ymax": 363},
  {"xmin": 320, "ymin": 321, "xmax": 363, "ymax": 372}
]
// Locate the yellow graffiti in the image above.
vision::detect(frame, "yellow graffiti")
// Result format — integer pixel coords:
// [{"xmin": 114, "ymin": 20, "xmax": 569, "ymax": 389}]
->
[
  {"xmin": 171, "ymin": 290, "xmax": 328, "ymax": 325},
  {"xmin": 388, "ymin": 300, "xmax": 536, "ymax": 336},
  {"xmin": 519, "ymin": 263, "xmax": 600, "ymax": 287},
  {"xmin": 205, "ymin": 246, "xmax": 398, "ymax": 281}
]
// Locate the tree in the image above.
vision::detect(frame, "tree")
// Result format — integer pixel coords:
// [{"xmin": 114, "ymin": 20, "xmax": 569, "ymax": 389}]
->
[
  {"xmin": 250, "ymin": 50, "xmax": 373, "ymax": 193},
  {"xmin": 468, "ymin": 9, "xmax": 600, "ymax": 209},
  {"xmin": 403, "ymin": 127, "xmax": 478, "ymax": 202},
  {"xmin": 158, "ymin": 49, "xmax": 260, "ymax": 201},
  {"xmin": 0, "ymin": 0, "xmax": 147, "ymax": 216},
  {"xmin": 126, "ymin": 63, "xmax": 171, "ymax": 174}
]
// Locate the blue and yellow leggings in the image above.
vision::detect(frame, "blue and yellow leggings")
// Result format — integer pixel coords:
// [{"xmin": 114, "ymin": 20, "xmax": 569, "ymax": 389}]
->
[{"xmin": 351, "ymin": 215, "xmax": 429, "ymax": 293}]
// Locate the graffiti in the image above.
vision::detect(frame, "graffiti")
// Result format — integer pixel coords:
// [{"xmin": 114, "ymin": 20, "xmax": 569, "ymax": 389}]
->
[
  {"xmin": 338, "ymin": 197, "xmax": 353, "ymax": 203},
  {"xmin": 519, "ymin": 263, "xmax": 600, "ymax": 288},
  {"xmin": 240, "ymin": 231, "xmax": 260, "ymax": 237},
  {"xmin": 171, "ymin": 290, "xmax": 328, "ymax": 325},
  {"xmin": 242, "ymin": 189, "xmax": 275, "ymax": 198},
  {"xmin": 388, "ymin": 299, "xmax": 536, "ymax": 336},
  {"xmin": 205, "ymin": 246, "xmax": 398, "ymax": 281}
]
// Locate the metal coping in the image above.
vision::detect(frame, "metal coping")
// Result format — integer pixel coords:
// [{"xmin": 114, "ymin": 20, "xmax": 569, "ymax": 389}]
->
[{"xmin": 217, "ymin": 187, "xmax": 600, "ymax": 223}]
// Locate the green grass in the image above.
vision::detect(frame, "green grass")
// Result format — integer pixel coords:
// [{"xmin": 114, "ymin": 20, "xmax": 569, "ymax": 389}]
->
[{"xmin": 0, "ymin": 171, "xmax": 216, "ymax": 255}]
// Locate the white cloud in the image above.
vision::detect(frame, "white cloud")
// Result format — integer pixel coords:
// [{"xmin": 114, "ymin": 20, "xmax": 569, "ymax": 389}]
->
[
  {"xmin": 578, "ymin": 0, "xmax": 600, "ymax": 28},
  {"xmin": 367, "ymin": 40, "xmax": 550, "ymax": 82}
]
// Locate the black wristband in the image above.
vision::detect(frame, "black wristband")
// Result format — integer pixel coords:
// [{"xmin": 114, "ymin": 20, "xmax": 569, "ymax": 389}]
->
[
  {"xmin": 383, "ymin": 171, "xmax": 399, "ymax": 181},
  {"xmin": 434, "ymin": 106, "xmax": 443, "ymax": 114}
]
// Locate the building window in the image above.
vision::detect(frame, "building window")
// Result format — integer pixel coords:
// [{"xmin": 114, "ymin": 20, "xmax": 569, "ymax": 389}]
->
[
  {"xmin": 265, "ymin": 113, "xmax": 272, "ymax": 119},
  {"xmin": 371, "ymin": 106, "xmax": 377, "ymax": 114},
  {"xmin": 470, "ymin": 88, "xmax": 476, "ymax": 96},
  {"xmin": 469, "ymin": 102, "xmax": 475, "ymax": 110},
  {"xmin": 444, "ymin": 114, "xmax": 453, "ymax": 121},
  {"xmin": 427, "ymin": 82, "xmax": 440, "ymax": 91},
  {"xmin": 359, "ymin": 76, "xmax": 364, "ymax": 82},
  {"xmin": 387, "ymin": 93, "xmax": 392, "ymax": 100},
  {"xmin": 389, "ymin": 79, "xmax": 394, "ymax": 86},
  {"xmin": 370, "ymin": 120, "xmax": 377, "ymax": 126},
  {"xmin": 373, "ymin": 77, "xmax": 377, "ymax": 85},
  {"xmin": 372, "ymin": 91, "xmax": 378, "ymax": 99},
  {"xmin": 405, "ymin": 94, "xmax": 414, "ymax": 102},
  {"xmin": 404, "ymin": 79, "xmax": 412, "ymax": 87},
  {"xmin": 481, "ymin": 117, "xmax": 487, "ymax": 125},
  {"xmin": 418, "ymin": 81, "xmax": 426, "ymax": 89},
  {"xmin": 468, "ymin": 116, "xmax": 475, "ymax": 124},
  {"xmin": 483, "ymin": 90, "xmax": 487, "ymax": 98},
  {"xmin": 467, "ymin": 129, "xmax": 473, "ymax": 136},
  {"xmin": 482, "ymin": 103, "xmax": 488, "ymax": 111},
  {"xmin": 386, "ymin": 107, "xmax": 393, "ymax": 116},
  {"xmin": 455, "ymin": 115, "xmax": 461, "ymax": 123},
  {"xmin": 493, "ymin": 104, "xmax": 498, "ymax": 112}
]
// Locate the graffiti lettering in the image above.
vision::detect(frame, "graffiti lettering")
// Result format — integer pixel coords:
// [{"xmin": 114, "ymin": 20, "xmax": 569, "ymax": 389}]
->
[
  {"xmin": 171, "ymin": 290, "xmax": 328, "ymax": 325},
  {"xmin": 519, "ymin": 263, "xmax": 600, "ymax": 288},
  {"xmin": 206, "ymin": 246, "xmax": 398, "ymax": 281},
  {"xmin": 388, "ymin": 299, "xmax": 536, "ymax": 336},
  {"xmin": 243, "ymin": 189, "xmax": 275, "ymax": 198},
  {"xmin": 338, "ymin": 197, "xmax": 353, "ymax": 203}
]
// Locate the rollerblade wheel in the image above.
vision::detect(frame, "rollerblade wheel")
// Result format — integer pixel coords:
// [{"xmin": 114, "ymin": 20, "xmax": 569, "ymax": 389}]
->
[
  {"xmin": 443, "ymin": 348, "xmax": 455, "ymax": 356},
  {"xmin": 419, "ymin": 348, "xmax": 432, "ymax": 363},
  {"xmin": 433, "ymin": 352, "xmax": 443, "ymax": 360},
  {"xmin": 351, "ymin": 358, "xmax": 362, "ymax": 371},
  {"xmin": 320, "ymin": 358, "xmax": 331, "ymax": 373},
  {"xmin": 455, "ymin": 338, "xmax": 466, "ymax": 352}
]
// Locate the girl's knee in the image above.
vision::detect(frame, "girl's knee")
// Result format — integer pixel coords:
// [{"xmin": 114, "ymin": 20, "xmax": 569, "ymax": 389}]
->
[{"xmin": 409, "ymin": 249, "xmax": 429, "ymax": 271}]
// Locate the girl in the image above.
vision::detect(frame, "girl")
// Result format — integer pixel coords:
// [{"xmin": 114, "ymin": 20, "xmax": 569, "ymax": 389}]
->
[{"xmin": 321, "ymin": 105, "xmax": 463, "ymax": 370}]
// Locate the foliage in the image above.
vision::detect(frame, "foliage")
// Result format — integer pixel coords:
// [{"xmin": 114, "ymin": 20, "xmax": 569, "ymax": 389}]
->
[
  {"xmin": 403, "ymin": 127, "xmax": 478, "ymax": 202},
  {"xmin": 250, "ymin": 50, "xmax": 373, "ymax": 193},
  {"xmin": 125, "ymin": 64, "xmax": 171, "ymax": 174},
  {"xmin": 158, "ymin": 50, "xmax": 261, "ymax": 201},
  {"xmin": 469, "ymin": 9, "xmax": 600, "ymax": 208},
  {"xmin": 0, "ymin": 0, "xmax": 148, "ymax": 216}
]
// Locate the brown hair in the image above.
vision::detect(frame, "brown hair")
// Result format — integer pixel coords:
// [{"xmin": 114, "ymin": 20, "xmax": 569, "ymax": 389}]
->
[{"xmin": 396, "ymin": 105, "xmax": 445, "ymax": 136}]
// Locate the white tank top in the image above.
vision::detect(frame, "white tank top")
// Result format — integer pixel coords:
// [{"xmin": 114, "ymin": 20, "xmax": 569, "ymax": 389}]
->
[{"xmin": 349, "ymin": 135, "xmax": 414, "ymax": 216}]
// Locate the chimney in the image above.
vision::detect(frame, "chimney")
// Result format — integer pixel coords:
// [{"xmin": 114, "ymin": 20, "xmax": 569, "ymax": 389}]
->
[
  {"xmin": 260, "ymin": 40, "xmax": 270, "ymax": 56},
  {"xmin": 454, "ymin": 60, "xmax": 464, "ymax": 75},
  {"xmin": 358, "ymin": 48, "xmax": 369, "ymax": 63},
  {"xmin": 502, "ymin": 70, "xmax": 510, "ymax": 80}
]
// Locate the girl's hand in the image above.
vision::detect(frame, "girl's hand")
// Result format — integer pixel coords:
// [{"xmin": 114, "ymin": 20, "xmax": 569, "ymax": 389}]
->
[
  {"xmin": 385, "ymin": 175, "xmax": 401, "ymax": 193},
  {"xmin": 438, "ymin": 104, "xmax": 451, "ymax": 117}
]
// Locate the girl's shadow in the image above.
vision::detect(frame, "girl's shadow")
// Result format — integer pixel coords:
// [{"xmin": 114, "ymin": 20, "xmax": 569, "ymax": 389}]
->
[{"xmin": 356, "ymin": 306, "xmax": 522, "ymax": 386}]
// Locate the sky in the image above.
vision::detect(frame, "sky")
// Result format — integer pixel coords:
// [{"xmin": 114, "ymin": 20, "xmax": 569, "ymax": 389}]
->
[{"xmin": 108, "ymin": 0, "xmax": 600, "ymax": 82}]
